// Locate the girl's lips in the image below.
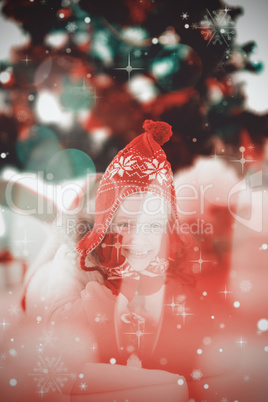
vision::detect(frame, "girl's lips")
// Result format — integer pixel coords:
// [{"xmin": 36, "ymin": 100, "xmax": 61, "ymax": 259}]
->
[{"xmin": 124, "ymin": 248, "xmax": 152, "ymax": 258}]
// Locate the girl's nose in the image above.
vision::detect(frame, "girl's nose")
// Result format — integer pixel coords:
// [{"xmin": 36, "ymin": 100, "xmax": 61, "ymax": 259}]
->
[{"xmin": 127, "ymin": 224, "xmax": 150, "ymax": 244}]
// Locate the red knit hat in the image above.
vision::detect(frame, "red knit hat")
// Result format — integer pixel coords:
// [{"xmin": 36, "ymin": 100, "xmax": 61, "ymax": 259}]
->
[{"xmin": 76, "ymin": 120, "xmax": 179, "ymax": 256}]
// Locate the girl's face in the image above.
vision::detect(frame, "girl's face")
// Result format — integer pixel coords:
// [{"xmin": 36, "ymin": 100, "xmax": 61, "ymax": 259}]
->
[{"xmin": 110, "ymin": 193, "xmax": 170, "ymax": 272}]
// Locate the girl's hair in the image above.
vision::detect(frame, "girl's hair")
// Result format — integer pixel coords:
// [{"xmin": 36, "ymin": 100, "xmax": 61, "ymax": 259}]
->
[
  {"xmin": 58, "ymin": 174, "xmax": 104, "ymax": 264},
  {"xmin": 166, "ymin": 231, "xmax": 197, "ymax": 287}
]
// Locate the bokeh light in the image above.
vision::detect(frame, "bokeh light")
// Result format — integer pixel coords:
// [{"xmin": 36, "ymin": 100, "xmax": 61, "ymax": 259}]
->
[
  {"xmin": 45, "ymin": 148, "xmax": 96, "ymax": 183},
  {"xmin": 35, "ymin": 91, "xmax": 74, "ymax": 129},
  {"xmin": 151, "ymin": 43, "xmax": 202, "ymax": 91}
]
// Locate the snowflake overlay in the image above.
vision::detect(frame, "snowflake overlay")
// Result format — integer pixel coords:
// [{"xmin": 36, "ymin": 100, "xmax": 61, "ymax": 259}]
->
[
  {"xmin": 239, "ymin": 279, "xmax": 253, "ymax": 293},
  {"xmin": 192, "ymin": 8, "xmax": 235, "ymax": 46},
  {"xmin": 39, "ymin": 329, "xmax": 59, "ymax": 349},
  {"xmin": 29, "ymin": 355, "xmax": 76, "ymax": 394},
  {"xmin": 191, "ymin": 369, "xmax": 203, "ymax": 380},
  {"xmin": 80, "ymin": 382, "xmax": 88, "ymax": 390},
  {"xmin": 203, "ymin": 336, "xmax": 212, "ymax": 346},
  {"xmin": 66, "ymin": 22, "xmax": 78, "ymax": 33},
  {"xmin": 8, "ymin": 304, "xmax": 20, "ymax": 316},
  {"xmin": 95, "ymin": 313, "xmax": 108, "ymax": 324}
]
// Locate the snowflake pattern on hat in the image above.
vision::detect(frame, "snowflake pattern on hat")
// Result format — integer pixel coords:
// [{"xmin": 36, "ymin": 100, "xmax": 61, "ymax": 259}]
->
[
  {"xmin": 144, "ymin": 159, "xmax": 168, "ymax": 184},
  {"xmin": 109, "ymin": 155, "xmax": 138, "ymax": 178},
  {"xmin": 108, "ymin": 153, "xmax": 170, "ymax": 184}
]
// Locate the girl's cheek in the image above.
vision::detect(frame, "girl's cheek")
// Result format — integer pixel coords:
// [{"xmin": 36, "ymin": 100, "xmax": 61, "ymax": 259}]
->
[{"xmin": 120, "ymin": 232, "xmax": 132, "ymax": 244}]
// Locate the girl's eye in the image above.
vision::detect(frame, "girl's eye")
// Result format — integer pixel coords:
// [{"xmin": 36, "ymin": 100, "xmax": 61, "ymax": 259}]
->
[
  {"xmin": 118, "ymin": 222, "xmax": 130, "ymax": 228},
  {"xmin": 151, "ymin": 223, "xmax": 163, "ymax": 230},
  {"xmin": 116, "ymin": 222, "xmax": 135, "ymax": 230}
]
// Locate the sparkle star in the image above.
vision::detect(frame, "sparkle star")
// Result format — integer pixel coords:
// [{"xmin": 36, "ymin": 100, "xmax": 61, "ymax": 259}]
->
[
  {"xmin": 176, "ymin": 303, "xmax": 194, "ymax": 325},
  {"xmin": 102, "ymin": 240, "xmax": 134, "ymax": 266},
  {"xmin": 21, "ymin": 55, "xmax": 32, "ymax": 66},
  {"xmin": 74, "ymin": 80, "xmax": 101, "ymax": 105},
  {"xmin": 74, "ymin": 78, "xmax": 91, "ymax": 95},
  {"xmin": 236, "ymin": 336, "xmax": 247, "ymax": 348},
  {"xmin": 37, "ymin": 389, "xmax": 47, "ymax": 398},
  {"xmin": 231, "ymin": 147, "xmax": 257, "ymax": 174},
  {"xmin": 0, "ymin": 318, "xmax": 10, "ymax": 331},
  {"xmin": 190, "ymin": 249, "xmax": 214, "ymax": 273},
  {"xmin": 102, "ymin": 240, "xmax": 122, "ymax": 263},
  {"xmin": 218, "ymin": 285, "xmax": 233, "ymax": 300},
  {"xmin": 164, "ymin": 295, "xmax": 181, "ymax": 315},
  {"xmin": 13, "ymin": 232, "xmax": 36, "ymax": 256},
  {"xmin": 211, "ymin": 148, "xmax": 224, "ymax": 160},
  {"xmin": 91, "ymin": 343, "xmax": 98, "ymax": 352},
  {"xmin": 114, "ymin": 53, "xmax": 144, "ymax": 83},
  {"xmin": 90, "ymin": 87, "xmax": 101, "ymax": 104},
  {"xmin": 125, "ymin": 321, "xmax": 152, "ymax": 349}
]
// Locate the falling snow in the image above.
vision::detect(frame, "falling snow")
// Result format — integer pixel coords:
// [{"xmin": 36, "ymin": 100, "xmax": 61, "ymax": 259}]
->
[
  {"xmin": 95, "ymin": 313, "xmax": 108, "ymax": 324},
  {"xmin": 181, "ymin": 12, "xmax": 189, "ymax": 20},
  {"xmin": 39, "ymin": 329, "xmax": 58, "ymax": 349},
  {"xmin": 126, "ymin": 344, "xmax": 135, "ymax": 353},
  {"xmin": 192, "ymin": 262, "xmax": 201, "ymax": 274},
  {"xmin": 191, "ymin": 369, "xmax": 203, "ymax": 380},
  {"xmin": 0, "ymin": 352, "xmax": 7, "ymax": 361},
  {"xmin": 8, "ymin": 304, "xmax": 20, "ymax": 316},
  {"xmin": 176, "ymin": 294, "xmax": 186, "ymax": 304},
  {"xmin": 133, "ymin": 49, "xmax": 142, "ymax": 58},
  {"xmin": 203, "ymin": 336, "xmax": 212, "ymax": 346},
  {"xmin": 224, "ymin": 48, "xmax": 232, "ymax": 59},
  {"xmin": 239, "ymin": 279, "xmax": 253, "ymax": 293},
  {"xmin": 36, "ymin": 344, "xmax": 44, "ymax": 354},
  {"xmin": 66, "ymin": 22, "xmax": 78, "ymax": 33}
]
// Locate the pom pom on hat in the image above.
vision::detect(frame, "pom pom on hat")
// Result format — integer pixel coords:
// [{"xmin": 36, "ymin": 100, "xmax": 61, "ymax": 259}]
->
[{"xmin": 143, "ymin": 119, "xmax": 173, "ymax": 146}]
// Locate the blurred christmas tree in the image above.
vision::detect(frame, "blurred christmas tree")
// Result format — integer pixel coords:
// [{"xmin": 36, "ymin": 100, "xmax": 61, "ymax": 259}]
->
[{"xmin": 0, "ymin": 0, "xmax": 267, "ymax": 179}]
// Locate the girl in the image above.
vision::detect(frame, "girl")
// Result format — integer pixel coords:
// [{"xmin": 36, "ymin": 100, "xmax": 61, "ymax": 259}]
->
[
  {"xmin": 23, "ymin": 120, "xmax": 201, "ymax": 401},
  {"xmin": 21, "ymin": 120, "xmax": 267, "ymax": 402}
]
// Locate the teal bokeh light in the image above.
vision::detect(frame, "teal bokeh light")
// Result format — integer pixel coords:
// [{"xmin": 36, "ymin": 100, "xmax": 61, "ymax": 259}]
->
[
  {"xmin": 151, "ymin": 43, "xmax": 202, "ymax": 91},
  {"xmin": 16, "ymin": 125, "xmax": 61, "ymax": 172},
  {"xmin": 45, "ymin": 148, "xmax": 96, "ymax": 183},
  {"xmin": 60, "ymin": 76, "xmax": 94, "ymax": 112}
]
